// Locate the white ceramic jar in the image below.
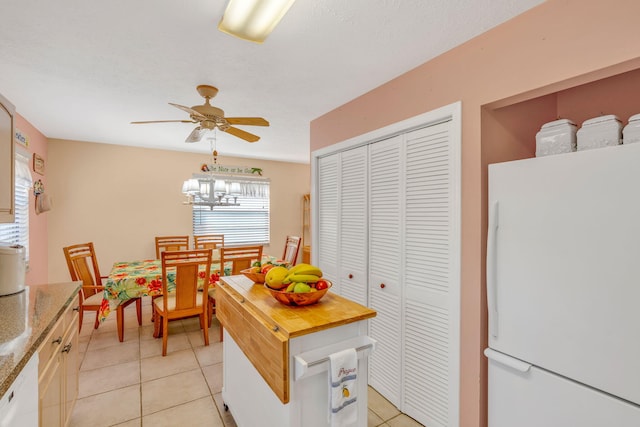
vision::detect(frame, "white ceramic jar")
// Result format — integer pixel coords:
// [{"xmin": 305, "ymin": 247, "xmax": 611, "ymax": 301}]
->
[
  {"xmin": 535, "ymin": 118, "xmax": 577, "ymax": 157},
  {"xmin": 622, "ymin": 113, "xmax": 640, "ymax": 145},
  {"xmin": 576, "ymin": 114, "xmax": 622, "ymax": 151}
]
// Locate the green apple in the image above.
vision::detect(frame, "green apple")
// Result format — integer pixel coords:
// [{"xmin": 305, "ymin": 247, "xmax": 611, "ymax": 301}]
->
[{"xmin": 293, "ymin": 282, "xmax": 311, "ymax": 293}]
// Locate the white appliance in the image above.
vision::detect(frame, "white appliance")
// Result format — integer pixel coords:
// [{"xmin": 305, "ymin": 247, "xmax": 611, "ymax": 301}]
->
[
  {"xmin": 485, "ymin": 143, "xmax": 640, "ymax": 426},
  {"xmin": 0, "ymin": 243, "xmax": 26, "ymax": 296},
  {"xmin": 0, "ymin": 353, "xmax": 38, "ymax": 427}
]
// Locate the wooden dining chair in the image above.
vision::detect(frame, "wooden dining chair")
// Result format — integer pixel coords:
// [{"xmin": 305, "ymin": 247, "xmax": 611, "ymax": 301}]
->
[
  {"xmin": 155, "ymin": 235, "xmax": 190, "ymax": 258},
  {"xmin": 194, "ymin": 234, "xmax": 225, "ymax": 250},
  {"xmin": 153, "ymin": 249, "xmax": 212, "ymax": 356},
  {"xmin": 63, "ymin": 242, "xmax": 142, "ymax": 336},
  {"xmin": 282, "ymin": 235, "xmax": 302, "ymax": 266},
  {"xmin": 208, "ymin": 245, "xmax": 263, "ymax": 340}
]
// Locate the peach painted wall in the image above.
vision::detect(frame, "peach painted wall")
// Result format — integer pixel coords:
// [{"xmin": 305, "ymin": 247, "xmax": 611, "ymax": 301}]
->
[
  {"xmin": 310, "ymin": 1, "xmax": 640, "ymax": 426},
  {"xmin": 46, "ymin": 139, "xmax": 309, "ymax": 283},
  {"xmin": 14, "ymin": 113, "xmax": 48, "ymax": 286}
]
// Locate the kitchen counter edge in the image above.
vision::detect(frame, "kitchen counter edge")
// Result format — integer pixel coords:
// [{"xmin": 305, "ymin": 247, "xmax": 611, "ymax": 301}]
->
[{"xmin": 0, "ymin": 281, "xmax": 81, "ymax": 397}]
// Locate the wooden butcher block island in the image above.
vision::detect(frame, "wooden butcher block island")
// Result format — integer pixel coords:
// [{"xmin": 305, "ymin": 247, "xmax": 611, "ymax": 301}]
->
[{"xmin": 216, "ymin": 275, "xmax": 376, "ymax": 427}]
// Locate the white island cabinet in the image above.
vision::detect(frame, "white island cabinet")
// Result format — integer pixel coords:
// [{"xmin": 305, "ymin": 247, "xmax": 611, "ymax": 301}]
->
[{"xmin": 217, "ymin": 275, "xmax": 376, "ymax": 427}]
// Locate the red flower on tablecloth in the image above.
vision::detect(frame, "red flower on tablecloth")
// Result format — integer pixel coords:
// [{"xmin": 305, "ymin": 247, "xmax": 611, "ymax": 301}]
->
[
  {"xmin": 198, "ymin": 271, "xmax": 207, "ymax": 279},
  {"xmin": 148, "ymin": 279, "xmax": 162, "ymax": 294},
  {"xmin": 135, "ymin": 277, "xmax": 147, "ymax": 285},
  {"xmin": 210, "ymin": 273, "xmax": 220, "ymax": 284},
  {"xmin": 100, "ymin": 298, "xmax": 110, "ymax": 317}
]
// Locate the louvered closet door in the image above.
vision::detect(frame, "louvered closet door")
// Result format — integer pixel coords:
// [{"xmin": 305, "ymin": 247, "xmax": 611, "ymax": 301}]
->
[
  {"xmin": 403, "ymin": 121, "xmax": 457, "ymax": 427},
  {"xmin": 317, "ymin": 154, "xmax": 339, "ymax": 287},
  {"xmin": 338, "ymin": 146, "xmax": 368, "ymax": 306},
  {"xmin": 368, "ymin": 135, "xmax": 403, "ymax": 407}
]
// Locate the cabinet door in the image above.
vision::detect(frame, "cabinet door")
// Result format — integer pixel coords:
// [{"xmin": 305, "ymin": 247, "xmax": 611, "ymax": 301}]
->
[
  {"xmin": 317, "ymin": 154, "xmax": 339, "ymax": 288},
  {"xmin": 338, "ymin": 146, "xmax": 368, "ymax": 306},
  {"xmin": 0, "ymin": 95, "xmax": 14, "ymax": 223},
  {"xmin": 368, "ymin": 135, "xmax": 403, "ymax": 407},
  {"xmin": 63, "ymin": 315, "xmax": 79, "ymax": 426},
  {"xmin": 39, "ymin": 354, "xmax": 63, "ymax": 427}
]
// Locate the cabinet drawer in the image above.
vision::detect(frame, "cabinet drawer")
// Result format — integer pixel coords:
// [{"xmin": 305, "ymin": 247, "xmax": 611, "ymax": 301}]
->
[
  {"xmin": 217, "ymin": 284, "xmax": 289, "ymax": 403},
  {"xmin": 38, "ymin": 320, "xmax": 64, "ymax": 378}
]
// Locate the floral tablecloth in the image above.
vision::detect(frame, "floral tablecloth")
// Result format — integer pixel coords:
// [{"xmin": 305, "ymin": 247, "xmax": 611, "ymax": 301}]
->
[{"xmin": 99, "ymin": 259, "xmax": 222, "ymax": 321}]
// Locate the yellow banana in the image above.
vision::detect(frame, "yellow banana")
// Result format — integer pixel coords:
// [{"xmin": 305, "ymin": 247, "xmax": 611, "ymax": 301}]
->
[
  {"xmin": 287, "ymin": 264, "xmax": 323, "ymax": 277},
  {"xmin": 285, "ymin": 274, "xmax": 320, "ymax": 283}
]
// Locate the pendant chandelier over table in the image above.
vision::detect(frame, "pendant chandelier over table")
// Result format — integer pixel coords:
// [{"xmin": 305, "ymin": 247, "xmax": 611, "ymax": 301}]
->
[{"xmin": 181, "ymin": 132, "xmax": 268, "ymax": 209}]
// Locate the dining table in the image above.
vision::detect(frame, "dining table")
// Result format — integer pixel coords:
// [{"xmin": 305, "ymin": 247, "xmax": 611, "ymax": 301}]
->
[{"xmin": 99, "ymin": 249, "xmax": 222, "ymax": 341}]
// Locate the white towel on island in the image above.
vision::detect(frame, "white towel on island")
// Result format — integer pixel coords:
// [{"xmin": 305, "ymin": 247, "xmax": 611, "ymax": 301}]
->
[{"xmin": 328, "ymin": 348, "xmax": 358, "ymax": 427}]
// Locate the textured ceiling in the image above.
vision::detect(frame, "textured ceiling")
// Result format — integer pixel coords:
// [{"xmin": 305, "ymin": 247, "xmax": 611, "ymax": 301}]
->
[{"xmin": 0, "ymin": 0, "xmax": 544, "ymax": 163}]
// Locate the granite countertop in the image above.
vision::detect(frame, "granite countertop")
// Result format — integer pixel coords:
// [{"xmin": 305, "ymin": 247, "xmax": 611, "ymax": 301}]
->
[{"xmin": 0, "ymin": 281, "xmax": 81, "ymax": 397}]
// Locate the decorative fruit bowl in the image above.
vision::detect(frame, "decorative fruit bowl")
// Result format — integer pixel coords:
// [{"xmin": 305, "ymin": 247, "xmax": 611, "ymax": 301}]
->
[
  {"xmin": 264, "ymin": 281, "xmax": 332, "ymax": 306},
  {"xmin": 240, "ymin": 268, "xmax": 266, "ymax": 284}
]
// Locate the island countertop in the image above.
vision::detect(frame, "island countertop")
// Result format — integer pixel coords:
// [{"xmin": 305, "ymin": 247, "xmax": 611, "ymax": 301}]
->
[
  {"xmin": 217, "ymin": 275, "xmax": 376, "ymax": 339},
  {"xmin": 0, "ymin": 281, "xmax": 81, "ymax": 397}
]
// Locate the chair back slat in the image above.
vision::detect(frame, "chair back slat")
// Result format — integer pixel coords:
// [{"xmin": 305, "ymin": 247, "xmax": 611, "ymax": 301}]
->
[
  {"xmin": 194, "ymin": 234, "xmax": 225, "ymax": 250},
  {"xmin": 161, "ymin": 249, "xmax": 212, "ymax": 314},
  {"xmin": 219, "ymin": 246, "xmax": 263, "ymax": 276},
  {"xmin": 282, "ymin": 235, "xmax": 301, "ymax": 265},
  {"xmin": 63, "ymin": 242, "xmax": 102, "ymax": 297},
  {"xmin": 155, "ymin": 236, "xmax": 190, "ymax": 258}
]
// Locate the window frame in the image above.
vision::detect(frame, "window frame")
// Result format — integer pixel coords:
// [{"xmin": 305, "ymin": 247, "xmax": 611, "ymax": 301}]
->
[{"xmin": 0, "ymin": 147, "xmax": 32, "ymax": 265}]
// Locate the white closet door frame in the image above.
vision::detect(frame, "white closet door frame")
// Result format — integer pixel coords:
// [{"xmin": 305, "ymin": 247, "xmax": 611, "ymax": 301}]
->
[{"xmin": 311, "ymin": 101, "xmax": 461, "ymax": 427}]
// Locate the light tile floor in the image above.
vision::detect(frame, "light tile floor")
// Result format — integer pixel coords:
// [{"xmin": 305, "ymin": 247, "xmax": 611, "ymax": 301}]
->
[{"xmin": 70, "ymin": 296, "xmax": 423, "ymax": 427}]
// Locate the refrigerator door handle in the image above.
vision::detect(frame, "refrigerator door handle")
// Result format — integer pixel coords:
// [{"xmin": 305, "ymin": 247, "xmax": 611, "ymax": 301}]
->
[
  {"xmin": 487, "ymin": 199, "xmax": 499, "ymax": 338},
  {"xmin": 484, "ymin": 348, "xmax": 531, "ymax": 373}
]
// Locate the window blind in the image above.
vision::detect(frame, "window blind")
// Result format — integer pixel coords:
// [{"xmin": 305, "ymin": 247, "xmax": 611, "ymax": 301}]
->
[
  {"xmin": 192, "ymin": 180, "xmax": 270, "ymax": 245},
  {"xmin": 0, "ymin": 151, "xmax": 32, "ymax": 264}
]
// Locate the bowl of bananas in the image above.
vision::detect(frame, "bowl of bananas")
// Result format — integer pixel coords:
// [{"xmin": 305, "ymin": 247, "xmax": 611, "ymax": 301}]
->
[
  {"xmin": 264, "ymin": 280, "xmax": 332, "ymax": 306},
  {"xmin": 264, "ymin": 263, "xmax": 331, "ymax": 306}
]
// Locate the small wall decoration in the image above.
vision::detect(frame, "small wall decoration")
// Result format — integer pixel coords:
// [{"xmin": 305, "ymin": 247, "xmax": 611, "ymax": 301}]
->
[
  {"xmin": 33, "ymin": 153, "xmax": 45, "ymax": 175},
  {"xmin": 33, "ymin": 179, "xmax": 44, "ymax": 196},
  {"xmin": 14, "ymin": 128, "xmax": 29, "ymax": 147},
  {"xmin": 200, "ymin": 163, "xmax": 263, "ymax": 176}
]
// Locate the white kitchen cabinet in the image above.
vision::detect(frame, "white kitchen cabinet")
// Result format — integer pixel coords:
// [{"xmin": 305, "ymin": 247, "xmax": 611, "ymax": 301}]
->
[
  {"xmin": 312, "ymin": 104, "xmax": 461, "ymax": 427},
  {"xmin": 217, "ymin": 275, "xmax": 376, "ymax": 427},
  {"xmin": 0, "ymin": 93, "xmax": 15, "ymax": 224},
  {"xmin": 38, "ymin": 294, "xmax": 79, "ymax": 427}
]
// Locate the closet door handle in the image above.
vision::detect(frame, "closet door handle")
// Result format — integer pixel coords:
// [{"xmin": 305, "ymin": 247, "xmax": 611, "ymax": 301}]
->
[
  {"xmin": 380, "ymin": 283, "xmax": 385, "ymax": 289},
  {"xmin": 348, "ymin": 274, "xmax": 353, "ymax": 279}
]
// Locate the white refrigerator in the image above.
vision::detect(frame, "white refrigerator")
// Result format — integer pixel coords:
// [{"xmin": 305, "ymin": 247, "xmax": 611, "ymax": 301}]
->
[{"xmin": 485, "ymin": 143, "xmax": 640, "ymax": 426}]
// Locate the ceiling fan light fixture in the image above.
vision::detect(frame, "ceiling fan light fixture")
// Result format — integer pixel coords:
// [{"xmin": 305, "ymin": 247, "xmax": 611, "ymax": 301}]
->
[{"xmin": 218, "ymin": 0, "xmax": 296, "ymax": 43}]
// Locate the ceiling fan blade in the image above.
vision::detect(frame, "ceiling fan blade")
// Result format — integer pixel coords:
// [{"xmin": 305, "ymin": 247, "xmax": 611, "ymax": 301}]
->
[
  {"xmin": 223, "ymin": 126, "xmax": 260, "ymax": 143},
  {"xmin": 169, "ymin": 103, "xmax": 207, "ymax": 120},
  {"xmin": 225, "ymin": 117, "xmax": 270, "ymax": 126},
  {"xmin": 185, "ymin": 126, "xmax": 208, "ymax": 143},
  {"xmin": 130, "ymin": 120, "xmax": 196, "ymax": 124}
]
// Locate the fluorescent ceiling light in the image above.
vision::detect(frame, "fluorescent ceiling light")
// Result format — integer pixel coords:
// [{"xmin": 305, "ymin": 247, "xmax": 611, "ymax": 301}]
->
[{"xmin": 218, "ymin": 0, "xmax": 296, "ymax": 43}]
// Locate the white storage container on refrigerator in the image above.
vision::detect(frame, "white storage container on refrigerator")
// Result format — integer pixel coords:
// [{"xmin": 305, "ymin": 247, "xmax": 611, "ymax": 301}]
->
[
  {"xmin": 623, "ymin": 113, "xmax": 640, "ymax": 144},
  {"xmin": 576, "ymin": 114, "xmax": 622, "ymax": 150},
  {"xmin": 535, "ymin": 118, "xmax": 577, "ymax": 157}
]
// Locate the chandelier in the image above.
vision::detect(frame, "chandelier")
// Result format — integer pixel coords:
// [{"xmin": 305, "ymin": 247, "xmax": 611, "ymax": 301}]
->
[{"xmin": 181, "ymin": 132, "xmax": 241, "ymax": 208}]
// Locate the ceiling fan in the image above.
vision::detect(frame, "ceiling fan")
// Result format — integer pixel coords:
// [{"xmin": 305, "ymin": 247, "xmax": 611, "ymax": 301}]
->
[{"xmin": 131, "ymin": 85, "xmax": 269, "ymax": 143}]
